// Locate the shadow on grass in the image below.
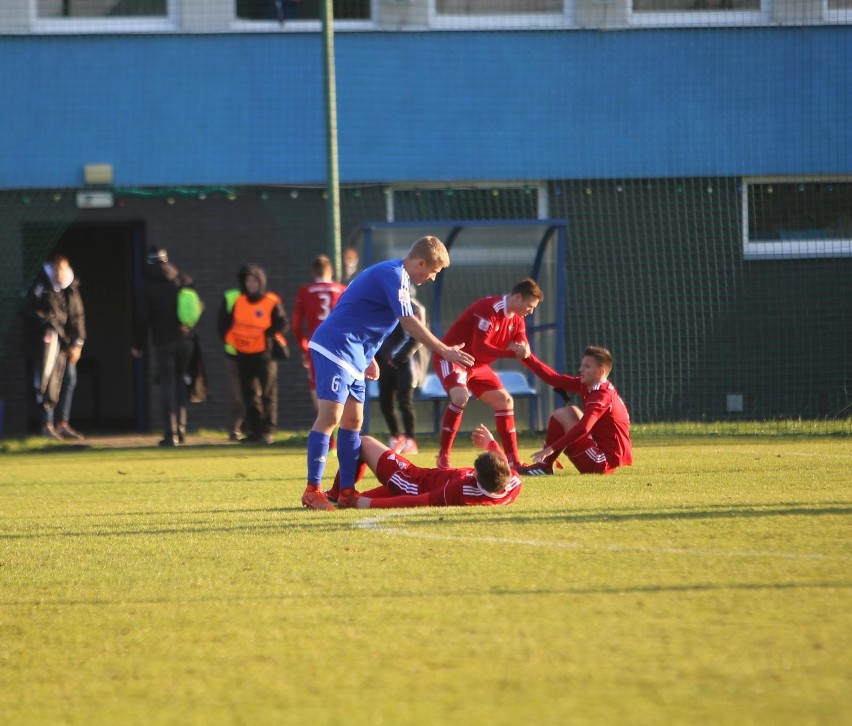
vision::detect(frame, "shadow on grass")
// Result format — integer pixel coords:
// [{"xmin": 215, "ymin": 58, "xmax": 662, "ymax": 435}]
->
[
  {"xmin": 0, "ymin": 513, "xmax": 353, "ymax": 540},
  {"xmin": 2, "ymin": 501, "xmax": 850, "ymax": 542},
  {"xmin": 2, "ymin": 580, "xmax": 850, "ymax": 609}
]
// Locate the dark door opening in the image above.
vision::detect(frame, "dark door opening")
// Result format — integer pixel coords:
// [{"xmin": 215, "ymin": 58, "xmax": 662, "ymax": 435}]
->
[{"xmin": 32, "ymin": 222, "xmax": 146, "ymax": 433}]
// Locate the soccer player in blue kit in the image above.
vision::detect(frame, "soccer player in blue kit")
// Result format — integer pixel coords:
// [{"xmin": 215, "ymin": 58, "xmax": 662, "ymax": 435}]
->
[{"xmin": 302, "ymin": 236, "xmax": 475, "ymax": 510}]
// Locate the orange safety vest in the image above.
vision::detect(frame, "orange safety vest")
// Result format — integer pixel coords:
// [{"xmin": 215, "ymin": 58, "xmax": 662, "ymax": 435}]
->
[{"xmin": 225, "ymin": 293, "xmax": 281, "ymax": 355}]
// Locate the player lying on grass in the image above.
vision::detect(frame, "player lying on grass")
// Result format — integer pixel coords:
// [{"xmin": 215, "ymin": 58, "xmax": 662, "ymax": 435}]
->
[
  {"xmin": 325, "ymin": 424, "xmax": 522, "ymax": 509},
  {"xmin": 303, "ymin": 235, "xmax": 474, "ymax": 511},
  {"xmin": 518, "ymin": 345, "xmax": 632, "ymax": 476}
]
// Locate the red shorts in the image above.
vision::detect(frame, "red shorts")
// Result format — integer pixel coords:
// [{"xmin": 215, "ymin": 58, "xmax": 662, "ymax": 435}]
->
[
  {"xmin": 564, "ymin": 435, "xmax": 617, "ymax": 475},
  {"xmin": 374, "ymin": 451, "xmax": 431, "ymax": 495},
  {"xmin": 433, "ymin": 356, "xmax": 503, "ymax": 400}
]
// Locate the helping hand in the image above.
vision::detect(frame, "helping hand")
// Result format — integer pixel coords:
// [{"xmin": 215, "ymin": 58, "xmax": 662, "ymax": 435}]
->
[
  {"xmin": 471, "ymin": 423, "xmax": 495, "ymax": 450},
  {"xmin": 531, "ymin": 446, "xmax": 553, "ymax": 464},
  {"xmin": 510, "ymin": 341, "xmax": 530, "ymax": 359},
  {"xmin": 445, "ymin": 343, "xmax": 474, "ymax": 368}
]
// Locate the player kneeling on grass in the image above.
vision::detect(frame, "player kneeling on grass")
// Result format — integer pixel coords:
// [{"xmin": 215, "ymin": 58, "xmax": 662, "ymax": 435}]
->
[
  {"xmin": 327, "ymin": 424, "xmax": 522, "ymax": 509},
  {"xmin": 518, "ymin": 345, "xmax": 632, "ymax": 476}
]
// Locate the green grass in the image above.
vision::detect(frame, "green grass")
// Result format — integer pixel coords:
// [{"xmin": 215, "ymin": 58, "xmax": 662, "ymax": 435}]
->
[{"xmin": 1, "ymin": 434, "xmax": 850, "ymax": 725}]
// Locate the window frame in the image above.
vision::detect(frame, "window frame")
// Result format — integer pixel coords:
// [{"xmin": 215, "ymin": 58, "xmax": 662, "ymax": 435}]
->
[
  {"xmin": 428, "ymin": 0, "xmax": 573, "ymax": 29},
  {"xmin": 230, "ymin": 0, "xmax": 376, "ymax": 30},
  {"xmin": 31, "ymin": 0, "xmax": 179, "ymax": 33},
  {"xmin": 824, "ymin": 0, "xmax": 852, "ymax": 23},
  {"xmin": 741, "ymin": 175, "xmax": 852, "ymax": 260},
  {"xmin": 628, "ymin": 1, "xmax": 769, "ymax": 28},
  {"xmin": 386, "ymin": 181, "xmax": 549, "ymax": 222}
]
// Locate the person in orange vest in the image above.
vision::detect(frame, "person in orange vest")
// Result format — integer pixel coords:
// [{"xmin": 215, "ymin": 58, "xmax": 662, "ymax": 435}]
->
[{"xmin": 221, "ymin": 264, "xmax": 290, "ymax": 444}]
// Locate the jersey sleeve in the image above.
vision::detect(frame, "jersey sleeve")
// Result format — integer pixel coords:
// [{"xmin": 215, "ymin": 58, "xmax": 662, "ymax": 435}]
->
[
  {"xmin": 367, "ymin": 492, "xmax": 433, "ymax": 509},
  {"xmin": 377, "ymin": 264, "xmax": 411, "ymax": 318},
  {"xmin": 475, "ymin": 323, "xmax": 520, "ymax": 359},
  {"xmin": 550, "ymin": 387, "xmax": 612, "ymax": 451},
  {"xmin": 522, "ymin": 353, "xmax": 583, "ymax": 392}
]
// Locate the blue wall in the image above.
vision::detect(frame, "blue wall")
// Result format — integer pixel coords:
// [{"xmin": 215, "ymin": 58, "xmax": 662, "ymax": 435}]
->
[{"xmin": 2, "ymin": 27, "xmax": 850, "ymax": 188}]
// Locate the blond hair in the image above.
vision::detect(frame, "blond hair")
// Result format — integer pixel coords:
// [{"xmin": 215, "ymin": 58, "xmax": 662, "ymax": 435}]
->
[{"xmin": 407, "ymin": 236, "xmax": 450, "ymax": 269}]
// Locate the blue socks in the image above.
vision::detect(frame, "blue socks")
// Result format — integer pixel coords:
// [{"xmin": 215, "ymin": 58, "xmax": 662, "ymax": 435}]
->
[
  {"xmin": 336, "ymin": 428, "xmax": 362, "ymax": 491},
  {"xmin": 306, "ymin": 430, "xmax": 331, "ymax": 486}
]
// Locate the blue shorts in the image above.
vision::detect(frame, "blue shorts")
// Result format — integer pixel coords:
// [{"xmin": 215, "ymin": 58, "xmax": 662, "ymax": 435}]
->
[{"xmin": 311, "ymin": 351, "xmax": 366, "ymax": 404}]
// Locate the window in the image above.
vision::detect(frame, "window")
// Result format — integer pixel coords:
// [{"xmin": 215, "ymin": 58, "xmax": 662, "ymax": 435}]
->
[
  {"xmin": 235, "ymin": 0, "xmax": 371, "ymax": 22},
  {"xmin": 632, "ymin": 0, "xmax": 758, "ymax": 10},
  {"xmin": 36, "ymin": 0, "xmax": 167, "ymax": 17},
  {"xmin": 388, "ymin": 183, "xmax": 547, "ymax": 223},
  {"xmin": 430, "ymin": 0, "xmax": 570, "ymax": 28},
  {"xmin": 436, "ymin": 0, "xmax": 563, "ymax": 15},
  {"xmin": 630, "ymin": 0, "xmax": 767, "ymax": 26},
  {"xmin": 827, "ymin": 0, "xmax": 852, "ymax": 23},
  {"xmin": 742, "ymin": 178, "xmax": 852, "ymax": 259},
  {"xmin": 34, "ymin": 0, "xmax": 176, "ymax": 31}
]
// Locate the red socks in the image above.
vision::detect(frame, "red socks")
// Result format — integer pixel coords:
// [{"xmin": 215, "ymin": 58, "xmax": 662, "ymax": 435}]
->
[
  {"xmin": 495, "ymin": 409, "xmax": 520, "ymax": 466},
  {"xmin": 439, "ymin": 403, "xmax": 464, "ymax": 456}
]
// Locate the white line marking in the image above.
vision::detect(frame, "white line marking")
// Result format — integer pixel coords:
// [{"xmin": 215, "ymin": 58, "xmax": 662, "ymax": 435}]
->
[{"xmin": 353, "ymin": 511, "xmax": 847, "ymax": 561}]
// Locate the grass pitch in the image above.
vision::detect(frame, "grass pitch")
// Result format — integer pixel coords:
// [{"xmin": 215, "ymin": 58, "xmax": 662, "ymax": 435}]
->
[{"xmin": 1, "ymin": 433, "xmax": 850, "ymax": 725}]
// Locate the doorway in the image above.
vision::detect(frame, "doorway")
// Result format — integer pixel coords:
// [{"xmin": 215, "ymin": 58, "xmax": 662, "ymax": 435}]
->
[{"xmin": 34, "ymin": 222, "xmax": 146, "ymax": 433}]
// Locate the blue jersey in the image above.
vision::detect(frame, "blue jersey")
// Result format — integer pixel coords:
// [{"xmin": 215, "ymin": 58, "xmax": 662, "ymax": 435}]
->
[{"xmin": 309, "ymin": 259, "xmax": 413, "ymax": 378}]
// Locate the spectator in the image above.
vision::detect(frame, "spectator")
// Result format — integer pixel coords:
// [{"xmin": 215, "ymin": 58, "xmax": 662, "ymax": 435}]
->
[
  {"xmin": 376, "ymin": 286, "xmax": 428, "ymax": 455},
  {"xmin": 221, "ymin": 264, "xmax": 290, "ymax": 444},
  {"xmin": 55, "ymin": 263, "xmax": 87, "ymax": 440},
  {"xmin": 20, "ymin": 254, "xmax": 84, "ymax": 440},
  {"xmin": 342, "ymin": 246, "xmax": 360, "ymax": 284},
  {"xmin": 132, "ymin": 247, "xmax": 203, "ymax": 447},
  {"xmin": 218, "ymin": 268, "xmax": 252, "ymax": 441}
]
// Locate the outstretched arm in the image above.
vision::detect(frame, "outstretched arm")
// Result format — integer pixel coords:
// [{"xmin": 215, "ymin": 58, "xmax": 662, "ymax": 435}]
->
[
  {"xmin": 471, "ymin": 424, "xmax": 506, "ymax": 456},
  {"xmin": 522, "ymin": 352, "xmax": 582, "ymax": 392},
  {"xmin": 355, "ymin": 491, "xmax": 433, "ymax": 509},
  {"xmin": 398, "ymin": 314, "xmax": 474, "ymax": 367}
]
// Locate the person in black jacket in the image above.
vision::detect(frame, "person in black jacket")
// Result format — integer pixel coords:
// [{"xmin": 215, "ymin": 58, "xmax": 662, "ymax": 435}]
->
[
  {"xmin": 132, "ymin": 247, "xmax": 202, "ymax": 447},
  {"xmin": 54, "ymin": 269, "xmax": 87, "ymax": 439},
  {"xmin": 219, "ymin": 264, "xmax": 290, "ymax": 444},
  {"xmin": 20, "ymin": 254, "xmax": 85, "ymax": 439},
  {"xmin": 376, "ymin": 289, "xmax": 428, "ymax": 455}
]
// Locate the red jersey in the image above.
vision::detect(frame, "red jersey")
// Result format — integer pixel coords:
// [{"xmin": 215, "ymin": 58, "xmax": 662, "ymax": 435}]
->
[
  {"xmin": 523, "ymin": 355, "xmax": 632, "ymax": 467},
  {"xmin": 292, "ymin": 280, "xmax": 346, "ymax": 353},
  {"xmin": 373, "ymin": 450, "xmax": 522, "ymax": 507},
  {"xmin": 442, "ymin": 295, "xmax": 528, "ymax": 367}
]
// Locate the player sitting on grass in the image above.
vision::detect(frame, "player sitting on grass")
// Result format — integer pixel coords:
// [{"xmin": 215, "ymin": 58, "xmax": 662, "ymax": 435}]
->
[
  {"xmin": 326, "ymin": 424, "xmax": 522, "ymax": 509},
  {"xmin": 518, "ymin": 345, "xmax": 632, "ymax": 476}
]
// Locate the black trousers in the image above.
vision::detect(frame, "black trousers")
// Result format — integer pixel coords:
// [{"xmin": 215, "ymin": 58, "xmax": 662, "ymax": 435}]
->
[
  {"xmin": 377, "ymin": 358, "xmax": 416, "ymax": 438},
  {"xmin": 154, "ymin": 338, "xmax": 193, "ymax": 436},
  {"xmin": 236, "ymin": 353, "xmax": 277, "ymax": 437}
]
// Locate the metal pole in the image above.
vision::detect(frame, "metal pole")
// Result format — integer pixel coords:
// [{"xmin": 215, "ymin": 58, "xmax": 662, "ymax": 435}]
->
[{"xmin": 320, "ymin": 0, "xmax": 342, "ymax": 280}]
